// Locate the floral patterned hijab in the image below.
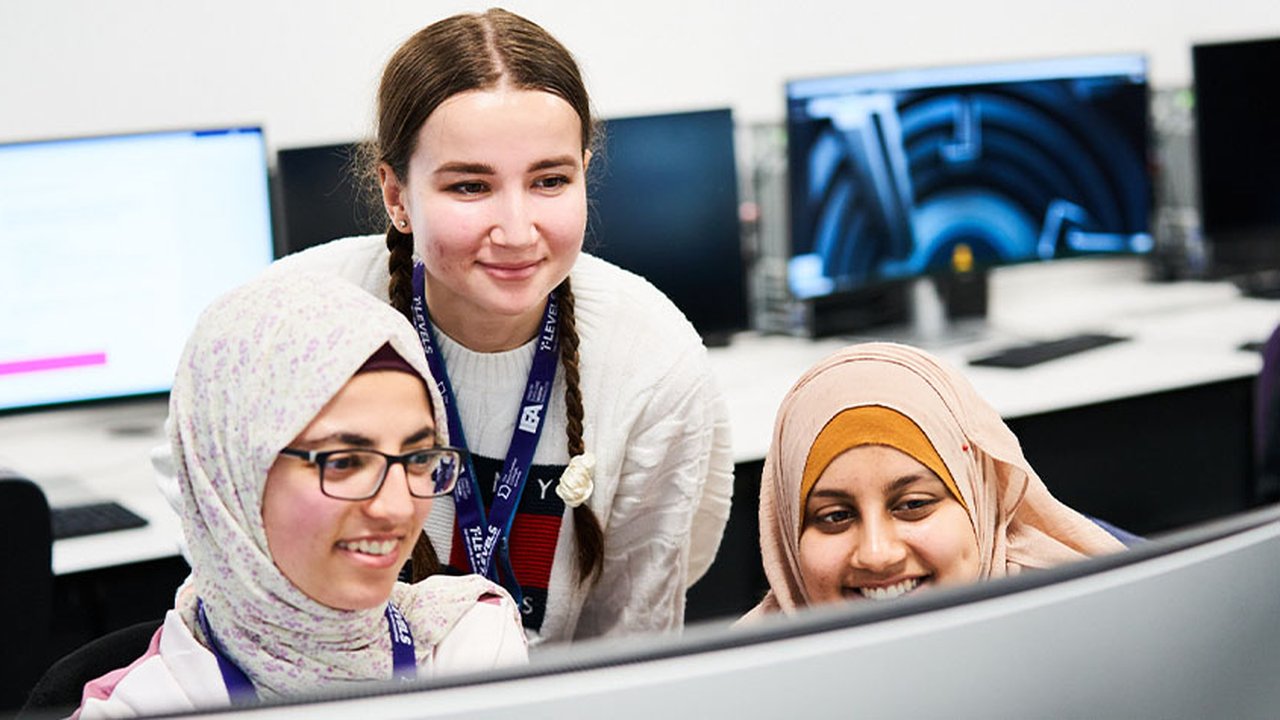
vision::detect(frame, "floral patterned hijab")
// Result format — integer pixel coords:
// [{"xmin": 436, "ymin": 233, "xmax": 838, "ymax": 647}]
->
[
  {"xmin": 168, "ymin": 271, "xmax": 505, "ymax": 699},
  {"xmin": 749, "ymin": 342, "xmax": 1125, "ymax": 617}
]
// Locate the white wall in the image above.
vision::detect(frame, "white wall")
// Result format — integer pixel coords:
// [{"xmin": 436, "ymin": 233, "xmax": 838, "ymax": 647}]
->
[{"xmin": 2, "ymin": 0, "xmax": 1278, "ymax": 153}]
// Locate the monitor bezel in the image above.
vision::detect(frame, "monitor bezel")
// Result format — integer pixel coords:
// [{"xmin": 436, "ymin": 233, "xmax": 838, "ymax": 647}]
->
[
  {"xmin": 783, "ymin": 52, "xmax": 1153, "ymax": 302},
  {"xmin": 586, "ymin": 106, "xmax": 750, "ymax": 342},
  {"xmin": 0, "ymin": 124, "xmax": 274, "ymax": 416}
]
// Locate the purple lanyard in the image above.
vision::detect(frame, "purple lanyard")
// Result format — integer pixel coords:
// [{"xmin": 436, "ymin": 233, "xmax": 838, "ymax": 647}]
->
[
  {"xmin": 410, "ymin": 262, "xmax": 558, "ymax": 602},
  {"xmin": 196, "ymin": 599, "xmax": 416, "ymax": 703}
]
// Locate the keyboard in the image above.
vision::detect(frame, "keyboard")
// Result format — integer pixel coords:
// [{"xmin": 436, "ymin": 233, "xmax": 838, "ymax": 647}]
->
[
  {"xmin": 969, "ymin": 333, "xmax": 1128, "ymax": 369},
  {"xmin": 51, "ymin": 501, "xmax": 149, "ymax": 540}
]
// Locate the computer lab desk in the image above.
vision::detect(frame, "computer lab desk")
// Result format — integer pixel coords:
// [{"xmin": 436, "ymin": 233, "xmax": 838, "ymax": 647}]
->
[
  {"xmin": 0, "ymin": 398, "xmax": 181, "ymax": 576},
  {"xmin": 2, "ymin": 258, "xmax": 1275, "ymax": 620}
]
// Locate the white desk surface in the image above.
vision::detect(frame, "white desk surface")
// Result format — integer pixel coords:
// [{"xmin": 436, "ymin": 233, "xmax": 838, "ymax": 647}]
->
[
  {"xmin": 2, "ymin": 257, "xmax": 1276, "ymax": 575},
  {"xmin": 710, "ymin": 258, "xmax": 1276, "ymax": 464},
  {"xmin": 0, "ymin": 399, "xmax": 181, "ymax": 576}
]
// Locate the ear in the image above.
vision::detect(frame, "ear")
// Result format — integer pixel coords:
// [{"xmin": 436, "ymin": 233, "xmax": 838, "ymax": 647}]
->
[
  {"xmin": 378, "ymin": 163, "xmax": 409, "ymax": 230},
  {"xmin": 582, "ymin": 149, "xmax": 592, "ymax": 174}
]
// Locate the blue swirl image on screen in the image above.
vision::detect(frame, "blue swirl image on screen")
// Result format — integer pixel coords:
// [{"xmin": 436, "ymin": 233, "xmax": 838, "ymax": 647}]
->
[{"xmin": 787, "ymin": 59, "xmax": 1152, "ymax": 299}]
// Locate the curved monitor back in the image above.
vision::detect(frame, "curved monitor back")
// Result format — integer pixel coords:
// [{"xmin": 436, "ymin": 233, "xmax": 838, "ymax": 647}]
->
[{"xmin": 169, "ymin": 504, "xmax": 1280, "ymax": 719}]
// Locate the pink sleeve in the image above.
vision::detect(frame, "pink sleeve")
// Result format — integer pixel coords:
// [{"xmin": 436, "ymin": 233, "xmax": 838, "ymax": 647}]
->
[{"xmin": 70, "ymin": 626, "xmax": 164, "ymax": 720}]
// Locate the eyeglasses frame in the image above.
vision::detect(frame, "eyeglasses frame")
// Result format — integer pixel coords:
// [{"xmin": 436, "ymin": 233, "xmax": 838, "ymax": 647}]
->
[{"xmin": 277, "ymin": 445, "xmax": 469, "ymax": 501}]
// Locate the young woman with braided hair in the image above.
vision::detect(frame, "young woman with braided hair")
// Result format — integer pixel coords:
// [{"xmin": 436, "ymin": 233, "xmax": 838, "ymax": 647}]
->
[{"xmin": 259, "ymin": 8, "xmax": 734, "ymax": 646}]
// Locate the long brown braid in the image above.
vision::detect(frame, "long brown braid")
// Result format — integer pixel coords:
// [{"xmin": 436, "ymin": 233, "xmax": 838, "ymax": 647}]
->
[
  {"xmin": 556, "ymin": 276, "xmax": 605, "ymax": 583},
  {"xmin": 385, "ymin": 227, "xmax": 443, "ymax": 580}
]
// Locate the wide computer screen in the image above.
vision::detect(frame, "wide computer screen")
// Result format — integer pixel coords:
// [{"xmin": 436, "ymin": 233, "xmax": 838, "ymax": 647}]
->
[
  {"xmin": 276, "ymin": 142, "xmax": 382, "ymax": 257},
  {"xmin": 588, "ymin": 108, "xmax": 748, "ymax": 342},
  {"xmin": 786, "ymin": 54, "xmax": 1153, "ymax": 300},
  {"xmin": 1192, "ymin": 36, "xmax": 1280, "ymax": 271},
  {"xmin": 0, "ymin": 127, "xmax": 275, "ymax": 412}
]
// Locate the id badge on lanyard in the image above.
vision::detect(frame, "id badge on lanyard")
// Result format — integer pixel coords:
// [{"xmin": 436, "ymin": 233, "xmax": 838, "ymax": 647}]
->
[
  {"xmin": 410, "ymin": 262, "xmax": 558, "ymax": 602},
  {"xmin": 197, "ymin": 599, "xmax": 416, "ymax": 702}
]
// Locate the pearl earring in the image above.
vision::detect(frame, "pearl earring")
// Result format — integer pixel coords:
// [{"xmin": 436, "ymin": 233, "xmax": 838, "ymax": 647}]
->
[{"xmin": 396, "ymin": 218, "xmax": 408, "ymax": 229}]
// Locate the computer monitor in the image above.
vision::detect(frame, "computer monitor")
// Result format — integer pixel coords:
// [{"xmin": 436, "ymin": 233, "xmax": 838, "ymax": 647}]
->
[
  {"xmin": 275, "ymin": 141, "xmax": 382, "ymax": 257},
  {"xmin": 174, "ymin": 503, "xmax": 1280, "ymax": 718},
  {"xmin": 785, "ymin": 54, "xmax": 1153, "ymax": 303},
  {"xmin": 0, "ymin": 127, "xmax": 275, "ymax": 413},
  {"xmin": 587, "ymin": 108, "xmax": 749, "ymax": 344},
  {"xmin": 1191, "ymin": 36, "xmax": 1280, "ymax": 279}
]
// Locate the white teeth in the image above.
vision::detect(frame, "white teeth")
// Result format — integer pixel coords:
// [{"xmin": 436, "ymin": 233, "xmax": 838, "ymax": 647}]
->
[
  {"xmin": 856, "ymin": 578, "xmax": 922, "ymax": 601},
  {"xmin": 338, "ymin": 539, "xmax": 398, "ymax": 556}
]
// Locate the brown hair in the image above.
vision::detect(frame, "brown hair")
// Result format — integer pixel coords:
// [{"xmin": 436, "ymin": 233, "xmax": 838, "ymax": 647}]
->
[{"xmin": 375, "ymin": 8, "xmax": 604, "ymax": 586}]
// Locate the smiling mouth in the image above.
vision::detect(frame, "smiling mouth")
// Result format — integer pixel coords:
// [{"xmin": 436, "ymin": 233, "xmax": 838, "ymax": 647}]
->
[
  {"xmin": 480, "ymin": 260, "xmax": 541, "ymax": 277},
  {"xmin": 336, "ymin": 538, "xmax": 399, "ymax": 557},
  {"xmin": 847, "ymin": 577, "xmax": 925, "ymax": 601}
]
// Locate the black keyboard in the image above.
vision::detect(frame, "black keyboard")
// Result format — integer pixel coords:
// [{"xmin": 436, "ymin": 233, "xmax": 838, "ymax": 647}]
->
[
  {"xmin": 969, "ymin": 333, "xmax": 1128, "ymax": 369},
  {"xmin": 51, "ymin": 501, "xmax": 149, "ymax": 540}
]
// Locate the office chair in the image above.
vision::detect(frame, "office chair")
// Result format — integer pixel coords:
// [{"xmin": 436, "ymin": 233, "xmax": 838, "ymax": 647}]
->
[
  {"xmin": 18, "ymin": 618, "xmax": 162, "ymax": 719},
  {"xmin": 0, "ymin": 475, "xmax": 54, "ymax": 714},
  {"xmin": 1255, "ymin": 323, "xmax": 1280, "ymax": 504}
]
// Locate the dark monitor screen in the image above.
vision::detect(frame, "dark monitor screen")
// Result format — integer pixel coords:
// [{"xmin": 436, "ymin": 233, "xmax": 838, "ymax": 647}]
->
[
  {"xmin": 587, "ymin": 108, "xmax": 748, "ymax": 341},
  {"xmin": 275, "ymin": 142, "xmax": 382, "ymax": 257},
  {"xmin": 786, "ymin": 55, "xmax": 1152, "ymax": 300},
  {"xmin": 0, "ymin": 127, "xmax": 275, "ymax": 413},
  {"xmin": 1191, "ymin": 36, "xmax": 1280, "ymax": 269}
]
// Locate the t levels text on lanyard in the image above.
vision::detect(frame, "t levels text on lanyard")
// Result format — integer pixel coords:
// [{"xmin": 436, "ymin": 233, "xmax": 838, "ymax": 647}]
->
[
  {"xmin": 196, "ymin": 599, "xmax": 416, "ymax": 703},
  {"xmin": 410, "ymin": 261, "xmax": 558, "ymax": 602}
]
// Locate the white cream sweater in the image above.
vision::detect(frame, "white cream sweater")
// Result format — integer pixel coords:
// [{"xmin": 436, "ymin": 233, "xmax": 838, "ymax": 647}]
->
[{"xmin": 265, "ymin": 235, "xmax": 735, "ymax": 645}]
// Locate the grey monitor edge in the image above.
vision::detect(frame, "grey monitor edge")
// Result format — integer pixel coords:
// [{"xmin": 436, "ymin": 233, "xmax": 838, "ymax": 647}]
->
[{"xmin": 148, "ymin": 502, "xmax": 1280, "ymax": 719}]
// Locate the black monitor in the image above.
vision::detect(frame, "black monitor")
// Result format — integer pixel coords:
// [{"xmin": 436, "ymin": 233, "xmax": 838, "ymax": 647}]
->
[
  {"xmin": 785, "ymin": 54, "xmax": 1153, "ymax": 305},
  {"xmin": 0, "ymin": 127, "xmax": 275, "ymax": 413},
  {"xmin": 1191, "ymin": 36, "xmax": 1280, "ymax": 279},
  {"xmin": 587, "ymin": 108, "xmax": 748, "ymax": 344},
  {"xmin": 275, "ymin": 141, "xmax": 382, "ymax": 257}
]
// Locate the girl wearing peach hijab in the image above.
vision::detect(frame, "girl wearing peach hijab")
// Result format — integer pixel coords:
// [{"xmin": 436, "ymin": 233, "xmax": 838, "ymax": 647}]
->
[{"xmin": 747, "ymin": 342, "xmax": 1125, "ymax": 617}]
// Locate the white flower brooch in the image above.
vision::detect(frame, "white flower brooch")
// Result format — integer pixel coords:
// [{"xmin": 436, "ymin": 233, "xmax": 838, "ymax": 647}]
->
[{"xmin": 556, "ymin": 452, "xmax": 596, "ymax": 508}]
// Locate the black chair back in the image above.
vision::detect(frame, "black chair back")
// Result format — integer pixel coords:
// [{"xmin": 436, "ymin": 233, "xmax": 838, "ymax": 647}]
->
[
  {"xmin": 19, "ymin": 618, "xmax": 163, "ymax": 719},
  {"xmin": 1256, "ymin": 324, "xmax": 1280, "ymax": 504},
  {"xmin": 0, "ymin": 475, "xmax": 53, "ymax": 714}
]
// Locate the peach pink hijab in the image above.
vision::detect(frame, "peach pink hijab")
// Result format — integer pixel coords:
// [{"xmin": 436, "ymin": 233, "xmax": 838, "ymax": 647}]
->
[{"xmin": 748, "ymin": 342, "xmax": 1124, "ymax": 617}]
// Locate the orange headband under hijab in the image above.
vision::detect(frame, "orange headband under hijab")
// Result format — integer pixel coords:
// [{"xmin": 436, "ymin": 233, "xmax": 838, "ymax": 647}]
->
[{"xmin": 800, "ymin": 405, "xmax": 966, "ymax": 522}]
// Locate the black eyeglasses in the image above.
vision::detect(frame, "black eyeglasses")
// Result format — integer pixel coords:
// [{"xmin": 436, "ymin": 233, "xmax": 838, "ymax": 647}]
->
[{"xmin": 278, "ymin": 446, "xmax": 468, "ymax": 501}]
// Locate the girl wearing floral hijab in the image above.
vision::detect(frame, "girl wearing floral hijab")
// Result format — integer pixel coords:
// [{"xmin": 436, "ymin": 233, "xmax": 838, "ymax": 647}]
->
[
  {"xmin": 74, "ymin": 272, "xmax": 526, "ymax": 718},
  {"xmin": 746, "ymin": 342, "xmax": 1125, "ymax": 618}
]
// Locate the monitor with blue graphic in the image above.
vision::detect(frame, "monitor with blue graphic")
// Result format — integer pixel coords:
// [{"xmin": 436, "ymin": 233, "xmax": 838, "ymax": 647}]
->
[{"xmin": 785, "ymin": 54, "xmax": 1152, "ymax": 300}]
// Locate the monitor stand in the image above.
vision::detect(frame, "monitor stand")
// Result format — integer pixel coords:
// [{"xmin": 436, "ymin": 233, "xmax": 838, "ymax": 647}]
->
[
  {"xmin": 803, "ymin": 270, "xmax": 991, "ymax": 347},
  {"xmin": 700, "ymin": 330, "xmax": 735, "ymax": 349},
  {"xmin": 890, "ymin": 276, "xmax": 988, "ymax": 348},
  {"xmin": 1205, "ymin": 226, "xmax": 1280, "ymax": 297},
  {"xmin": 836, "ymin": 274, "xmax": 990, "ymax": 349},
  {"xmin": 910, "ymin": 275, "xmax": 988, "ymax": 347},
  {"xmin": 1232, "ymin": 269, "xmax": 1280, "ymax": 299}
]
